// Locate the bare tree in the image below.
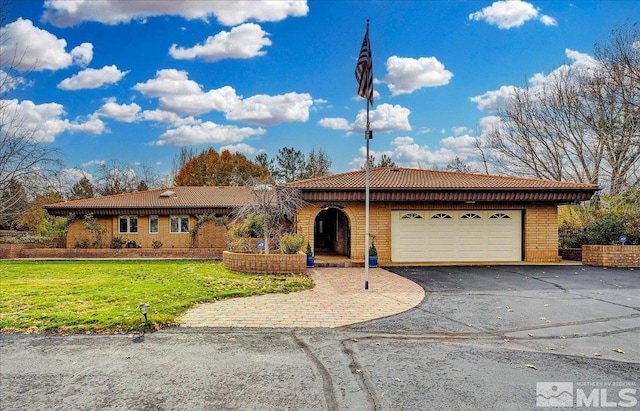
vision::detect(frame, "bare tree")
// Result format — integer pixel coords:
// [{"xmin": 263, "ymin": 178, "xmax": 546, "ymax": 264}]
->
[
  {"xmin": 232, "ymin": 184, "xmax": 306, "ymax": 254},
  {"xmin": 1, "ymin": 4, "xmax": 62, "ymax": 225},
  {"xmin": 488, "ymin": 23, "xmax": 639, "ymax": 191},
  {"xmin": 305, "ymin": 147, "xmax": 332, "ymax": 179}
]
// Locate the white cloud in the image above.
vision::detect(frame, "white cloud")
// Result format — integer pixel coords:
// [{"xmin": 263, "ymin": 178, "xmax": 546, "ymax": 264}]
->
[
  {"xmin": 152, "ymin": 121, "xmax": 266, "ymax": 146},
  {"xmin": 0, "ymin": 99, "xmax": 104, "ymax": 143},
  {"xmin": 220, "ymin": 143, "xmax": 257, "ymax": 154},
  {"xmin": 0, "ymin": 70, "xmax": 29, "ymax": 93},
  {"xmin": 67, "ymin": 114, "xmax": 106, "ymax": 134},
  {"xmin": 140, "ymin": 110, "xmax": 198, "ymax": 126},
  {"xmin": 470, "ymin": 85, "xmax": 516, "ymax": 111},
  {"xmin": 471, "ymin": 48, "xmax": 599, "ymax": 112},
  {"xmin": 58, "ymin": 65, "xmax": 128, "ymax": 90},
  {"xmin": 352, "ymin": 104, "xmax": 412, "ymax": 133},
  {"xmin": 70, "ymin": 43, "xmax": 93, "ymax": 67},
  {"xmin": 82, "ymin": 160, "xmax": 106, "ymax": 168},
  {"xmin": 452, "ymin": 126, "xmax": 470, "ymax": 135},
  {"xmin": 135, "ymin": 70, "xmax": 313, "ymax": 125},
  {"xmin": 383, "ymin": 56, "xmax": 453, "ymax": 95},
  {"xmin": 0, "ymin": 18, "xmax": 93, "ymax": 71},
  {"xmin": 169, "ymin": 23, "xmax": 271, "ymax": 62},
  {"xmin": 159, "ymin": 86, "xmax": 241, "ymax": 116},
  {"xmin": 97, "ymin": 98, "xmax": 141, "ymax": 122},
  {"xmin": 539, "ymin": 15, "xmax": 557, "ymax": 26},
  {"xmin": 468, "ymin": 0, "xmax": 555, "ymax": 29},
  {"xmin": 318, "ymin": 104, "xmax": 412, "ymax": 134},
  {"xmin": 226, "ymin": 92, "xmax": 313, "ymax": 126},
  {"xmin": 318, "ymin": 117, "xmax": 350, "ymax": 130},
  {"xmin": 42, "ymin": 0, "xmax": 308, "ymax": 27}
]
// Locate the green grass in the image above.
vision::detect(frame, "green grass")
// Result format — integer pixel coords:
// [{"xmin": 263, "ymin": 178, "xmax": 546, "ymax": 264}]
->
[{"xmin": 0, "ymin": 260, "xmax": 313, "ymax": 334}]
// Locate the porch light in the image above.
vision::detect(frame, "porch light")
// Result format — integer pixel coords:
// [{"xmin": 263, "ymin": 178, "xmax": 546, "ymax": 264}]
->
[{"xmin": 138, "ymin": 303, "xmax": 150, "ymax": 323}]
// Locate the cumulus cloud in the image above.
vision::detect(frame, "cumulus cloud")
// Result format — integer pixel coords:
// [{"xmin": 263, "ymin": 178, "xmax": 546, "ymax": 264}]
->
[
  {"xmin": 318, "ymin": 104, "xmax": 412, "ymax": 134},
  {"xmin": 220, "ymin": 143, "xmax": 257, "ymax": 154},
  {"xmin": 383, "ymin": 56, "xmax": 453, "ymax": 95},
  {"xmin": 352, "ymin": 104, "xmax": 412, "ymax": 133},
  {"xmin": 169, "ymin": 23, "xmax": 271, "ymax": 62},
  {"xmin": 471, "ymin": 48, "xmax": 599, "ymax": 112},
  {"xmin": 97, "ymin": 98, "xmax": 141, "ymax": 122},
  {"xmin": 226, "ymin": 92, "xmax": 313, "ymax": 126},
  {"xmin": 133, "ymin": 69, "xmax": 202, "ymax": 97},
  {"xmin": 134, "ymin": 69, "xmax": 314, "ymax": 125},
  {"xmin": 469, "ymin": 85, "xmax": 516, "ymax": 111},
  {"xmin": 0, "ymin": 18, "xmax": 93, "ymax": 71},
  {"xmin": 152, "ymin": 121, "xmax": 265, "ymax": 146},
  {"xmin": 139, "ymin": 109, "xmax": 198, "ymax": 126},
  {"xmin": 468, "ymin": 0, "xmax": 556, "ymax": 29},
  {"xmin": 318, "ymin": 117, "xmax": 350, "ymax": 130},
  {"xmin": 58, "ymin": 65, "xmax": 128, "ymax": 90},
  {"xmin": 42, "ymin": 0, "xmax": 308, "ymax": 27},
  {"xmin": 0, "ymin": 99, "xmax": 104, "ymax": 143}
]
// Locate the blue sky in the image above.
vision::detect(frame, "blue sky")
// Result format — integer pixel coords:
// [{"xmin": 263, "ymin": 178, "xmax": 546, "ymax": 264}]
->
[{"xmin": 1, "ymin": 0, "xmax": 638, "ymax": 186}]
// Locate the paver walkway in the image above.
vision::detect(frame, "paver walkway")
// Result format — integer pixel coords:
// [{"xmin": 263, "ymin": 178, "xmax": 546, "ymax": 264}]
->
[{"xmin": 179, "ymin": 268, "xmax": 425, "ymax": 328}]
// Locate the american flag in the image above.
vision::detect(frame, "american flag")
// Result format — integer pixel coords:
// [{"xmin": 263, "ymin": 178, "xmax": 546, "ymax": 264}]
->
[{"xmin": 355, "ymin": 25, "xmax": 373, "ymax": 105}]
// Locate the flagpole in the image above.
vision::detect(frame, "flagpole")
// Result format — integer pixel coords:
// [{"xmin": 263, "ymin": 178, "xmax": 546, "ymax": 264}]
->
[{"xmin": 364, "ymin": 18, "xmax": 370, "ymax": 291}]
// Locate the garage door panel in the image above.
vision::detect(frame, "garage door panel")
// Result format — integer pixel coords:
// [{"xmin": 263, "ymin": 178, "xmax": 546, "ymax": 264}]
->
[{"xmin": 392, "ymin": 210, "xmax": 522, "ymax": 263}]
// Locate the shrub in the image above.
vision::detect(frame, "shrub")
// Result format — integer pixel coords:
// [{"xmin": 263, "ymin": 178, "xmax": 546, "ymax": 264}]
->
[
  {"xmin": 151, "ymin": 240, "xmax": 163, "ymax": 249},
  {"xmin": 279, "ymin": 233, "xmax": 304, "ymax": 254},
  {"xmin": 369, "ymin": 242, "xmax": 378, "ymax": 256},
  {"xmin": 228, "ymin": 236, "xmax": 253, "ymax": 253},
  {"xmin": 125, "ymin": 240, "xmax": 140, "ymax": 248},
  {"xmin": 306, "ymin": 242, "xmax": 313, "ymax": 257},
  {"xmin": 111, "ymin": 237, "xmax": 126, "ymax": 249},
  {"xmin": 74, "ymin": 239, "xmax": 90, "ymax": 249}
]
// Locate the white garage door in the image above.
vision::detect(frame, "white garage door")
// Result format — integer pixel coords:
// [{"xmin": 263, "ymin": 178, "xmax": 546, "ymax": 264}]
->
[{"xmin": 391, "ymin": 210, "xmax": 522, "ymax": 262}]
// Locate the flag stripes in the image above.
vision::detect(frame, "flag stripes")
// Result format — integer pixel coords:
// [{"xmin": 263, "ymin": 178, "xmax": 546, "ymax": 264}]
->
[{"xmin": 355, "ymin": 27, "xmax": 373, "ymax": 105}]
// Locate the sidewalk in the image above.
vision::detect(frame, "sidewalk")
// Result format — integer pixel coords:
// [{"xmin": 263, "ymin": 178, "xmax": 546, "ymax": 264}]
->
[{"xmin": 179, "ymin": 267, "xmax": 425, "ymax": 328}]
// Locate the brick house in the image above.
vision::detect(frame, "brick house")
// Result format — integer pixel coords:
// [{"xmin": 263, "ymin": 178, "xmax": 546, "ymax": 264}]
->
[
  {"xmin": 46, "ymin": 186, "xmax": 253, "ymax": 251},
  {"xmin": 46, "ymin": 167, "xmax": 598, "ymax": 264},
  {"xmin": 286, "ymin": 167, "xmax": 598, "ymax": 264}
]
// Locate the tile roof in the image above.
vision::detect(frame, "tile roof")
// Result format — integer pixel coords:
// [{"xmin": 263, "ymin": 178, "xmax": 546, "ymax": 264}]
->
[
  {"xmin": 46, "ymin": 186, "xmax": 253, "ymax": 214},
  {"xmin": 285, "ymin": 167, "xmax": 599, "ymax": 191}
]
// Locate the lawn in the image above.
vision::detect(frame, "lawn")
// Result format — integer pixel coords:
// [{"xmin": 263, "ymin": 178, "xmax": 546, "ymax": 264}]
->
[{"xmin": 0, "ymin": 260, "xmax": 313, "ymax": 334}]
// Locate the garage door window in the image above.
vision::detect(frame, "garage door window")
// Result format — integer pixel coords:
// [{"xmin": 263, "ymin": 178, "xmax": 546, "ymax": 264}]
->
[
  {"xmin": 490, "ymin": 213, "xmax": 511, "ymax": 219},
  {"xmin": 431, "ymin": 213, "xmax": 452, "ymax": 219},
  {"xmin": 461, "ymin": 213, "xmax": 481, "ymax": 219},
  {"xmin": 401, "ymin": 213, "xmax": 423, "ymax": 219}
]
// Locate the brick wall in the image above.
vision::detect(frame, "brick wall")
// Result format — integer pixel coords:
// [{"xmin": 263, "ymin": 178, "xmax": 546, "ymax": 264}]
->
[
  {"xmin": 297, "ymin": 201, "xmax": 561, "ymax": 264},
  {"xmin": 582, "ymin": 245, "xmax": 640, "ymax": 267},
  {"xmin": 65, "ymin": 216, "xmax": 225, "ymax": 250},
  {"xmin": 222, "ymin": 251, "xmax": 306, "ymax": 274},
  {"xmin": 524, "ymin": 205, "xmax": 561, "ymax": 263}
]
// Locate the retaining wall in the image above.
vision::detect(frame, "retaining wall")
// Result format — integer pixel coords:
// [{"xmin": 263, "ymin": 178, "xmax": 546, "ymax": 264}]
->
[
  {"xmin": 223, "ymin": 251, "xmax": 306, "ymax": 274},
  {"xmin": 582, "ymin": 245, "xmax": 640, "ymax": 267}
]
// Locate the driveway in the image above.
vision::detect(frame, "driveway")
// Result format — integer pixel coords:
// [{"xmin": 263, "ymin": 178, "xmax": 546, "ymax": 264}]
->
[{"xmin": 2, "ymin": 265, "xmax": 639, "ymax": 410}]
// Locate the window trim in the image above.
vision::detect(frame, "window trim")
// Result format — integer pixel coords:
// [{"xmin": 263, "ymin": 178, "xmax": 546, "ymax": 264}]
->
[
  {"xmin": 118, "ymin": 215, "xmax": 138, "ymax": 234},
  {"xmin": 169, "ymin": 215, "xmax": 190, "ymax": 233}
]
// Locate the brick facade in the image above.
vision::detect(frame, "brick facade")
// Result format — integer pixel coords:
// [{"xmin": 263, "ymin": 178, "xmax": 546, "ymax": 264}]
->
[
  {"xmin": 65, "ymin": 216, "xmax": 227, "ymax": 250},
  {"xmin": 223, "ymin": 251, "xmax": 306, "ymax": 274},
  {"xmin": 297, "ymin": 201, "xmax": 561, "ymax": 264},
  {"xmin": 582, "ymin": 245, "xmax": 640, "ymax": 267}
]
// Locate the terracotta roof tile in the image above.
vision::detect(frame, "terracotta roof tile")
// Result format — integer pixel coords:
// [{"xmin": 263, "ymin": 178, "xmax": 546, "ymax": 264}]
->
[
  {"xmin": 285, "ymin": 167, "xmax": 599, "ymax": 190},
  {"xmin": 46, "ymin": 186, "xmax": 253, "ymax": 211}
]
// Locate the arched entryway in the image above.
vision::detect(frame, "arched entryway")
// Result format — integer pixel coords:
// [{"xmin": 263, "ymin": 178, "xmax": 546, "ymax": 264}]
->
[{"xmin": 314, "ymin": 207, "xmax": 350, "ymax": 258}]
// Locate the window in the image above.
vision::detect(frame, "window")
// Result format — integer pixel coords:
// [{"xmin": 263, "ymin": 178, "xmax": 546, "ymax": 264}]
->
[
  {"xmin": 170, "ymin": 215, "xmax": 190, "ymax": 233},
  {"xmin": 490, "ymin": 213, "xmax": 511, "ymax": 219},
  {"xmin": 461, "ymin": 213, "xmax": 482, "ymax": 219},
  {"xmin": 431, "ymin": 213, "xmax": 452, "ymax": 219},
  {"xmin": 149, "ymin": 215, "xmax": 159, "ymax": 233},
  {"xmin": 401, "ymin": 213, "xmax": 424, "ymax": 219},
  {"xmin": 119, "ymin": 216, "xmax": 138, "ymax": 233}
]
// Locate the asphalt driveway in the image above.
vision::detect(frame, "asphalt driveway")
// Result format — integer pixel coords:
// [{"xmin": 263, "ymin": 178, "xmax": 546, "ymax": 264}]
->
[{"xmin": 2, "ymin": 265, "xmax": 639, "ymax": 410}]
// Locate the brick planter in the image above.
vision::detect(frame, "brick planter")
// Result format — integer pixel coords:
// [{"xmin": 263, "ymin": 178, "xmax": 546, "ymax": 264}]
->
[
  {"xmin": 582, "ymin": 245, "xmax": 640, "ymax": 267},
  {"xmin": 223, "ymin": 251, "xmax": 306, "ymax": 274}
]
